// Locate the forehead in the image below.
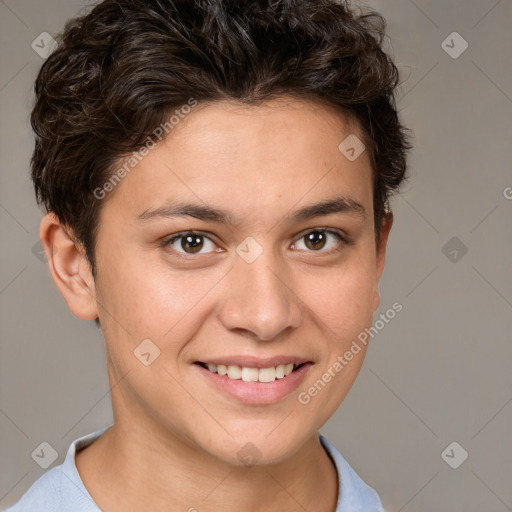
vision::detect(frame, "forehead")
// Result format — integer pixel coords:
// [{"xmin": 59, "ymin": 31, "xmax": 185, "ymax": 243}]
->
[
  {"xmin": 104, "ymin": 96, "xmax": 373, "ymax": 223},
  {"xmin": 167, "ymin": 96, "xmax": 366, "ymax": 166}
]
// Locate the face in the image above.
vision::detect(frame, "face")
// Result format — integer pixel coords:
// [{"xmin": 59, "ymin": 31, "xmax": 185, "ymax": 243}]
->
[{"xmin": 89, "ymin": 96, "xmax": 391, "ymax": 464}]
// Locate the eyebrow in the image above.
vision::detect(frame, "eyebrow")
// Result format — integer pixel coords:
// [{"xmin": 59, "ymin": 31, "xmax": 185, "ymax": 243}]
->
[{"xmin": 137, "ymin": 196, "xmax": 366, "ymax": 224}]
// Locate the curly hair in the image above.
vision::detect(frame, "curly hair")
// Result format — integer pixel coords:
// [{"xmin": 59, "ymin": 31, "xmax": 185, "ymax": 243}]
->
[{"xmin": 31, "ymin": 0, "xmax": 411, "ymax": 274}]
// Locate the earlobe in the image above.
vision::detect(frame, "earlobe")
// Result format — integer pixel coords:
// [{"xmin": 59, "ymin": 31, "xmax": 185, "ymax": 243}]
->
[{"xmin": 40, "ymin": 213, "xmax": 99, "ymax": 320}]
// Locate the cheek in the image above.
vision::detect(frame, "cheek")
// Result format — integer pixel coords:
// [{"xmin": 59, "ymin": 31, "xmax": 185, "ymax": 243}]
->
[
  {"xmin": 293, "ymin": 263, "xmax": 376, "ymax": 428},
  {"xmin": 95, "ymin": 255, "xmax": 225, "ymax": 352},
  {"xmin": 301, "ymin": 258, "xmax": 377, "ymax": 345}
]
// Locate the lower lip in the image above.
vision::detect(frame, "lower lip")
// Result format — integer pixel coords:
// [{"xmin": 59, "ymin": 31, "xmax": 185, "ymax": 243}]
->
[{"xmin": 194, "ymin": 363, "xmax": 313, "ymax": 405}]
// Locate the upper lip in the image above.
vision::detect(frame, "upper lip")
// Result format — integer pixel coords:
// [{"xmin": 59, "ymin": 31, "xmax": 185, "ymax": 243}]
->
[{"xmin": 196, "ymin": 355, "xmax": 313, "ymax": 369}]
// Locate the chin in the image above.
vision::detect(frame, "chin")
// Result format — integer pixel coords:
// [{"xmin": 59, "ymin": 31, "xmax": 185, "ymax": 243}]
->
[{"xmin": 196, "ymin": 423, "xmax": 309, "ymax": 467}]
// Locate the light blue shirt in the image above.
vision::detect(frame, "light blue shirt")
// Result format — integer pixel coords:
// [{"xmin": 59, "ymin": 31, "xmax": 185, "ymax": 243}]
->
[{"xmin": 4, "ymin": 425, "xmax": 384, "ymax": 511}]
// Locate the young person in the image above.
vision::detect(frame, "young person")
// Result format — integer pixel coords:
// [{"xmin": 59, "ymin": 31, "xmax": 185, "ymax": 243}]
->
[{"xmin": 6, "ymin": 0, "xmax": 410, "ymax": 510}]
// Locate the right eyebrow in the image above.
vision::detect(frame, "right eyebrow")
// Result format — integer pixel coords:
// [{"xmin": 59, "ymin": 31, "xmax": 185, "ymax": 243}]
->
[{"xmin": 137, "ymin": 202, "xmax": 237, "ymax": 224}]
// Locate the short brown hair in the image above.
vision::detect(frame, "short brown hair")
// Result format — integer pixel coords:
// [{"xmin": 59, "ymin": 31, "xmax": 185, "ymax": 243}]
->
[{"xmin": 31, "ymin": 0, "xmax": 411, "ymax": 274}]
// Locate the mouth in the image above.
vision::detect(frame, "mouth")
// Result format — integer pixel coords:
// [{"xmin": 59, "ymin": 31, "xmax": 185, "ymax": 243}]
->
[
  {"xmin": 193, "ymin": 358, "xmax": 313, "ymax": 405},
  {"xmin": 195, "ymin": 362, "xmax": 307, "ymax": 383}
]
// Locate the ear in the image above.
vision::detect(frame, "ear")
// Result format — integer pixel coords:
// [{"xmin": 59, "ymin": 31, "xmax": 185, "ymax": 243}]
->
[
  {"xmin": 373, "ymin": 211, "xmax": 393, "ymax": 312},
  {"xmin": 40, "ymin": 213, "xmax": 99, "ymax": 320}
]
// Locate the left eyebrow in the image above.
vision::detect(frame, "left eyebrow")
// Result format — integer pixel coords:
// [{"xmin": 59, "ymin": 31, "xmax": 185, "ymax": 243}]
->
[
  {"xmin": 287, "ymin": 196, "xmax": 366, "ymax": 223},
  {"xmin": 136, "ymin": 196, "xmax": 366, "ymax": 225}
]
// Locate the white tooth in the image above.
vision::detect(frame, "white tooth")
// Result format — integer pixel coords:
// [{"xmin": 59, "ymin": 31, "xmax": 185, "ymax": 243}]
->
[
  {"xmin": 259, "ymin": 367, "xmax": 277, "ymax": 382},
  {"xmin": 227, "ymin": 365, "xmax": 242, "ymax": 379},
  {"xmin": 284, "ymin": 363, "xmax": 294, "ymax": 376},
  {"xmin": 217, "ymin": 363, "xmax": 297, "ymax": 381},
  {"xmin": 241, "ymin": 367, "xmax": 259, "ymax": 382}
]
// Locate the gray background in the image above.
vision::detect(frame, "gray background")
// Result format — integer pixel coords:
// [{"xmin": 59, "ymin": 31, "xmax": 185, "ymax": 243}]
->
[{"xmin": 1, "ymin": 0, "xmax": 511, "ymax": 510}]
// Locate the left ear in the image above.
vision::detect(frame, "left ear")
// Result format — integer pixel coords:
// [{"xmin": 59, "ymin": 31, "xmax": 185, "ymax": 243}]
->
[{"xmin": 373, "ymin": 211, "xmax": 393, "ymax": 312}]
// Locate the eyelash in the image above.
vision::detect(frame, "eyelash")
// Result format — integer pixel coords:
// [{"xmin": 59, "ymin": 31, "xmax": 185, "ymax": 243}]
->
[{"xmin": 162, "ymin": 228, "xmax": 349, "ymax": 258}]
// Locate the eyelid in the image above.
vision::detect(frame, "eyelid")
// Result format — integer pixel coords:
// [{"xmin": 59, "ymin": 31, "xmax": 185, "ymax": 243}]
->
[
  {"xmin": 165, "ymin": 230, "xmax": 216, "ymax": 245},
  {"xmin": 291, "ymin": 227, "xmax": 349, "ymax": 247}
]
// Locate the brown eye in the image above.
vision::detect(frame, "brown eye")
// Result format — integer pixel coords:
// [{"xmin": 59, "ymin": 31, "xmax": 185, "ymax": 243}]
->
[
  {"xmin": 166, "ymin": 232, "xmax": 217, "ymax": 254},
  {"xmin": 304, "ymin": 231, "xmax": 327, "ymax": 250},
  {"xmin": 180, "ymin": 234, "xmax": 204, "ymax": 253},
  {"xmin": 292, "ymin": 229, "xmax": 344, "ymax": 252}
]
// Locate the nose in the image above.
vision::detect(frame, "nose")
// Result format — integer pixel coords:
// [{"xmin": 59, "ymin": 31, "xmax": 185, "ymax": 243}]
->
[{"xmin": 217, "ymin": 253, "xmax": 303, "ymax": 341}]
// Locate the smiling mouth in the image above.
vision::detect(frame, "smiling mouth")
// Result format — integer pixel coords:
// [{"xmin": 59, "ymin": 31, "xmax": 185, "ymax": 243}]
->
[{"xmin": 195, "ymin": 362, "xmax": 307, "ymax": 383}]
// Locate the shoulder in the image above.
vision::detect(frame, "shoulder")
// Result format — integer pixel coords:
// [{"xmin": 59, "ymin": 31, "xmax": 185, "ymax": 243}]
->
[
  {"xmin": 319, "ymin": 434, "xmax": 385, "ymax": 512},
  {"xmin": 3, "ymin": 427, "xmax": 110, "ymax": 512},
  {"xmin": 2, "ymin": 464, "xmax": 80, "ymax": 512},
  {"xmin": 3, "ymin": 464, "xmax": 98, "ymax": 512}
]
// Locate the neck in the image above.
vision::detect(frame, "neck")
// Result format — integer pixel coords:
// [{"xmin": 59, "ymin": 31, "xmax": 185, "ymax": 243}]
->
[{"xmin": 75, "ymin": 416, "xmax": 338, "ymax": 512}]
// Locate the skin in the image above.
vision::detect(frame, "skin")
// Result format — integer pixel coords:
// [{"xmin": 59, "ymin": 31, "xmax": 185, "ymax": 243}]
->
[{"xmin": 41, "ymin": 96, "xmax": 392, "ymax": 512}]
